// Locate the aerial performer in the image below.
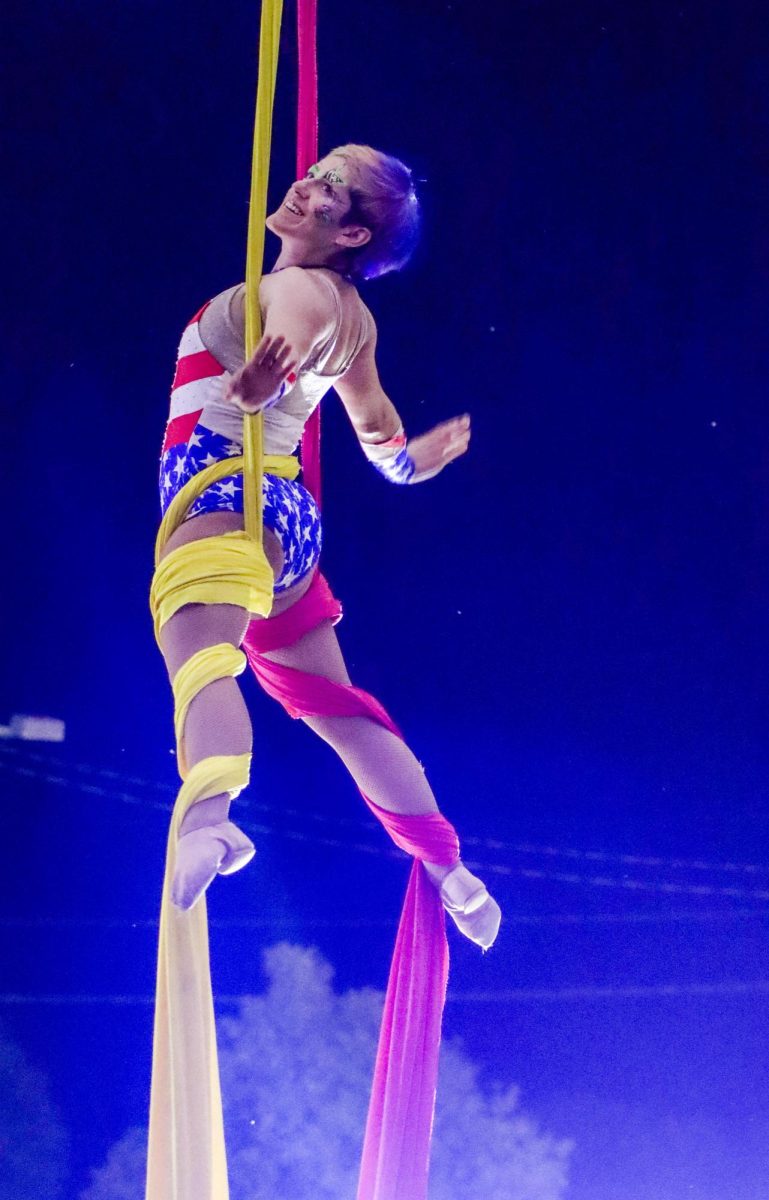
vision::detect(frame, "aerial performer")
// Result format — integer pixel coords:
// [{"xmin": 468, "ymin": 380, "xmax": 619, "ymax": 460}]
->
[
  {"xmin": 149, "ymin": 144, "xmax": 502, "ymax": 1200},
  {"xmin": 156, "ymin": 145, "xmax": 501, "ymax": 942},
  {"xmin": 147, "ymin": 13, "xmax": 500, "ymax": 1200}
]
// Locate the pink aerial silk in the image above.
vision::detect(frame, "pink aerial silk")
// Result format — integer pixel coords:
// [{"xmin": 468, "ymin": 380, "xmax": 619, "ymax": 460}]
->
[
  {"xmin": 249, "ymin": 12, "xmax": 460, "ymax": 1193},
  {"xmin": 297, "ymin": 0, "xmax": 322, "ymax": 507},
  {"xmin": 242, "ymin": 572, "xmax": 460, "ymax": 1200}
]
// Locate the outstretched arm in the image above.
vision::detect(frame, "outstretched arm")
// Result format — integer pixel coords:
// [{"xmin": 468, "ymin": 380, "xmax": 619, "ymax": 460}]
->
[{"xmin": 335, "ymin": 318, "xmax": 471, "ymax": 483}]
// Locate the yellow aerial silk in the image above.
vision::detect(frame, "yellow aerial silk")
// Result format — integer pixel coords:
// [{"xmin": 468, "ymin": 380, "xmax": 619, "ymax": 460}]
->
[{"xmin": 146, "ymin": 3, "xmax": 286, "ymax": 1197}]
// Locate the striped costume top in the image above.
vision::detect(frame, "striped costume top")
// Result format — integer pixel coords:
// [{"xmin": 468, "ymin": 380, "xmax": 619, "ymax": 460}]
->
[{"xmin": 159, "ymin": 274, "xmax": 371, "ymax": 517}]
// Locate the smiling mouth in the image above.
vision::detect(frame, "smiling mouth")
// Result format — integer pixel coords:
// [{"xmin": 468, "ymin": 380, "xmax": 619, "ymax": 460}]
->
[{"xmin": 284, "ymin": 199, "xmax": 303, "ymax": 215}]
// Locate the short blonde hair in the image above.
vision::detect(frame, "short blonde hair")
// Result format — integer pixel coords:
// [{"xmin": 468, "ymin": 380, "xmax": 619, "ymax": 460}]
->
[{"xmin": 329, "ymin": 144, "xmax": 421, "ymax": 281}]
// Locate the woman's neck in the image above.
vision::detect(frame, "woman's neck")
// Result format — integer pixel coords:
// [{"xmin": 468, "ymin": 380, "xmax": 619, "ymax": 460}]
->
[
  {"xmin": 270, "ymin": 263, "xmax": 351, "ymax": 280},
  {"xmin": 271, "ymin": 245, "xmax": 349, "ymax": 276}
]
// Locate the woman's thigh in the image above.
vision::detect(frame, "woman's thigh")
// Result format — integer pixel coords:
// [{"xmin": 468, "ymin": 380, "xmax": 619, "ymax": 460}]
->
[
  {"xmin": 259, "ymin": 617, "xmax": 352, "ymax": 685},
  {"xmin": 158, "ymin": 511, "xmax": 287, "ymax": 677},
  {"xmin": 160, "ymin": 510, "xmax": 284, "ymax": 579},
  {"xmin": 259, "ymin": 618, "xmax": 373, "ymax": 748},
  {"xmin": 257, "ymin": 614, "xmax": 436, "ymax": 814}
]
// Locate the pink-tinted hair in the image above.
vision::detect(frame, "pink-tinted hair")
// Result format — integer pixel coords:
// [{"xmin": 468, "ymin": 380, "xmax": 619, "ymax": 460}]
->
[{"xmin": 329, "ymin": 144, "xmax": 421, "ymax": 281}]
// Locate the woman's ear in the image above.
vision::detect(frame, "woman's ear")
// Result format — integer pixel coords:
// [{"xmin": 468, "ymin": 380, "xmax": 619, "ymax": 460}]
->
[{"xmin": 335, "ymin": 224, "xmax": 372, "ymax": 250}]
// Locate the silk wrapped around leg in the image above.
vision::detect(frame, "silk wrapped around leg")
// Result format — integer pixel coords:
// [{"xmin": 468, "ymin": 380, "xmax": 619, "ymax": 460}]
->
[{"xmin": 243, "ymin": 572, "xmax": 459, "ymax": 1200}]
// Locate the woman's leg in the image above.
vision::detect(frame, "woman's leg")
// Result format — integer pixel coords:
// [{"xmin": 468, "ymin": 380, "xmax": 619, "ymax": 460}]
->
[
  {"xmin": 259, "ymin": 619, "xmax": 466, "ymax": 887},
  {"xmin": 258, "ymin": 616, "xmax": 501, "ymax": 945},
  {"xmin": 259, "ymin": 619, "xmax": 440, "ymax": 817},
  {"xmin": 160, "ymin": 600, "xmax": 251, "ymax": 833},
  {"xmin": 159, "ymin": 510, "xmax": 287, "ymax": 834},
  {"xmin": 160, "ymin": 595, "xmax": 259, "ymax": 909},
  {"xmin": 156, "ymin": 510, "xmax": 285, "ymax": 907}
]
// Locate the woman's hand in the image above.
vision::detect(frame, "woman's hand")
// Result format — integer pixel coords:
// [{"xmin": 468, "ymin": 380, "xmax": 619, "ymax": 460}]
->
[
  {"xmin": 224, "ymin": 333, "xmax": 298, "ymax": 413},
  {"xmin": 408, "ymin": 414, "xmax": 471, "ymax": 482}
]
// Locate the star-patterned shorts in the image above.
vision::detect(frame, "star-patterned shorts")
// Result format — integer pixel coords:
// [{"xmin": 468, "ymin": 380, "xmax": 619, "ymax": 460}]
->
[{"xmin": 160, "ymin": 426, "xmax": 322, "ymax": 594}]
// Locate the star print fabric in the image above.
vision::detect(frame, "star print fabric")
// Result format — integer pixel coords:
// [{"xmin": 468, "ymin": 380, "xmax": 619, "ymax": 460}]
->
[{"xmin": 159, "ymin": 423, "xmax": 322, "ymax": 594}]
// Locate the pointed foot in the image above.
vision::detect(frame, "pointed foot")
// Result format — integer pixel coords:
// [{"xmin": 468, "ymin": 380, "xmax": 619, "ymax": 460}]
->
[
  {"xmin": 439, "ymin": 863, "xmax": 501, "ymax": 951},
  {"xmin": 171, "ymin": 820, "xmax": 255, "ymax": 911}
]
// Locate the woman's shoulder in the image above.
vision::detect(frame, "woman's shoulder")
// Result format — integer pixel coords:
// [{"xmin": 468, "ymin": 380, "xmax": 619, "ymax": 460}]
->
[
  {"xmin": 260, "ymin": 268, "xmax": 342, "ymax": 332},
  {"xmin": 260, "ymin": 265, "xmax": 335, "ymax": 299}
]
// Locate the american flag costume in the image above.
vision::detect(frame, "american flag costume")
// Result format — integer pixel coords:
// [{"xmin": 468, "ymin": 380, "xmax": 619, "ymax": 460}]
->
[{"xmin": 159, "ymin": 298, "xmax": 323, "ymax": 593}]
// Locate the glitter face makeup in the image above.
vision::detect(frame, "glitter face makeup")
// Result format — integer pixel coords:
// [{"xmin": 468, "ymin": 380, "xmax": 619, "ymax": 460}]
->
[
  {"xmin": 307, "ymin": 163, "xmax": 346, "ymax": 185},
  {"xmin": 305, "ymin": 159, "xmax": 350, "ymax": 225}
]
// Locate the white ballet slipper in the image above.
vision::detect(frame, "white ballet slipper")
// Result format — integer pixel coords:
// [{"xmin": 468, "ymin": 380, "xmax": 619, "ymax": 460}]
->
[
  {"xmin": 438, "ymin": 862, "xmax": 501, "ymax": 951},
  {"xmin": 171, "ymin": 820, "xmax": 255, "ymax": 912}
]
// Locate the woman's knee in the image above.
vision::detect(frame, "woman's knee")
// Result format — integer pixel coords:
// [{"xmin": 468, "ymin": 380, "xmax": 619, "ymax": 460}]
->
[{"xmin": 160, "ymin": 602, "xmax": 249, "ymax": 677}]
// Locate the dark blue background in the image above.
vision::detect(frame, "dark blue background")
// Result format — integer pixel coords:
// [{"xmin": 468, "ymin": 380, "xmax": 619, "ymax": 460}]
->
[{"xmin": 3, "ymin": 1, "xmax": 769, "ymax": 1196}]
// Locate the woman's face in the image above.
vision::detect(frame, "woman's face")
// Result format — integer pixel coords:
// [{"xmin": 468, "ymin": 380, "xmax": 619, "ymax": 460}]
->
[{"xmin": 266, "ymin": 152, "xmax": 368, "ymax": 254}]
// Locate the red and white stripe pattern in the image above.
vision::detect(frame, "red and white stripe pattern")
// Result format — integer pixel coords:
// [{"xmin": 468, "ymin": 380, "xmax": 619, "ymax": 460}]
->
[{"xmin": 161, "ymin": 304, "xmax": 241, "ymax": 456}]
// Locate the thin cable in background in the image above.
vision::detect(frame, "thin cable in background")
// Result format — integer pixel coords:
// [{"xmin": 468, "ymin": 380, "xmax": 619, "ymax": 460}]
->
[{"xmin": 4, "ymin": 747, "xmax": 769, "ymax": 901}]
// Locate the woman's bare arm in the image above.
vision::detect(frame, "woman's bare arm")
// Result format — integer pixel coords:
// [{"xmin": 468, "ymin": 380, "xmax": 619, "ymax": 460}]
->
[
  {"xmin": 335, "ymin": 318, "xmax": 471, "ymax": 482},
  {"xmin": 333, "ymin": 319, "xmax": 402, "ymax": 440}
]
